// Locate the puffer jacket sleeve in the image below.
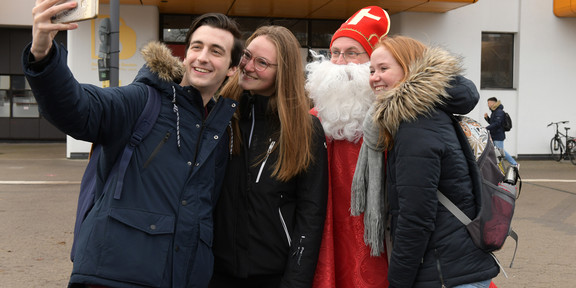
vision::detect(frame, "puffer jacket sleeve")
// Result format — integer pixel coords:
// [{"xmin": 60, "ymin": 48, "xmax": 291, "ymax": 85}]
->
[
  {"xmin": 387, "ymin": 118, "xmax": 444, "ymax": 288},
  {"xmin": 22, "ymin": 41, "xmax": 146, "ymax": 146},
  {"xmin": 281, "ymin": 116, "xmax": 328, "ymax": 288}
]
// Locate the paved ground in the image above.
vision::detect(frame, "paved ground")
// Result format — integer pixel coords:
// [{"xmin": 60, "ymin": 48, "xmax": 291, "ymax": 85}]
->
[{"xmin": 1, "ymin": 142, "xmax": 575, "ymax": 287}]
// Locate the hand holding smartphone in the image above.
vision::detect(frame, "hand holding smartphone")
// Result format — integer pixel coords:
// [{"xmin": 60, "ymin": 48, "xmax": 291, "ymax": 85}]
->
[{"xmin": 51, "ymin": 0, "xmax": 99, "ymax": 24}]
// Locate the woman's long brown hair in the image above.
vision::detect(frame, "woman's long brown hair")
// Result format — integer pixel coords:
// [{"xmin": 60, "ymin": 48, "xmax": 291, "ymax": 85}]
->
[{"xmin": 219, "ymin": 25, "xmax": 313, "ymax": 181}]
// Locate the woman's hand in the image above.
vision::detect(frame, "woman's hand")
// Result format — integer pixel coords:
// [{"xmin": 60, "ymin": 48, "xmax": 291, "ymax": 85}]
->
[{"xmin": 30, "ymin": 0, "xmax": 79, "ymax": 61}]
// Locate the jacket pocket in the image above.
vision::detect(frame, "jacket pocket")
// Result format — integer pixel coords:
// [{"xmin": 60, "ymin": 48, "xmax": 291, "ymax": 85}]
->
[
  {"xmin": 96, "ymin": 208, "xmax": 175, "ymax": 287},
  {"xmin": 143, "ymin": 131, "xmax": 172, "ymax": 169},
  {"xmin": 289, "ymin": 235, "xmax": 306, "ymax": 273}
]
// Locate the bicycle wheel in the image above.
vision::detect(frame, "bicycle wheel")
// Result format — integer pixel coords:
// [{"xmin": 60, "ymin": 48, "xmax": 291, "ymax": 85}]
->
[
  {"xmin": 550, "ymin": 137, "xmax": 563, "ymax": 161},
  {"xmin": 568, "ymin": 140, "xmax": 576, "ymax": 165}
]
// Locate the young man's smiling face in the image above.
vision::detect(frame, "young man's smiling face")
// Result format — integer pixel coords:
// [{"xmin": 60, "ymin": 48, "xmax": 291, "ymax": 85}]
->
[{"xmin": 181, "ymin": 25, "xmax": 237, "ymax": 101}]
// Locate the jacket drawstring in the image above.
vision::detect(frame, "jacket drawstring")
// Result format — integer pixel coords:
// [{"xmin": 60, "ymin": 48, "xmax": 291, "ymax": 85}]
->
[
  {"xmin": 228, "ymin": 121, "xmax": 233, "ymax": 157},
  {"xmin": 171, "ymin": 86, "xmax": 181, "ymax": 150}
]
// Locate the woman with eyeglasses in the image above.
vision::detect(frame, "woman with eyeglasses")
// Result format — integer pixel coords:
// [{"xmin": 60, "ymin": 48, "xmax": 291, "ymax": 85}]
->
[{"xmin": 209, "ymin": 25, "xmax": 328, "ymax": 288}]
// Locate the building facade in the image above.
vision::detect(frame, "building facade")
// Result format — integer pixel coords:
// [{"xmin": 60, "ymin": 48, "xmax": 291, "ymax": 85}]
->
[{"xmin": 1, "ymin": 0, "xmax": 575, "ymax": 158}]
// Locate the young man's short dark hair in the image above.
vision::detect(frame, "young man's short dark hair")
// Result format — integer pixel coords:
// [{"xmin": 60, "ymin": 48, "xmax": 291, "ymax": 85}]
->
[
  {"xmin": 487, "ymin": 97, "xmax": 498, "ymax": 102},
  {"xmin": 184, "ymin": 13, "xmax": 244, "ymax": 68}
]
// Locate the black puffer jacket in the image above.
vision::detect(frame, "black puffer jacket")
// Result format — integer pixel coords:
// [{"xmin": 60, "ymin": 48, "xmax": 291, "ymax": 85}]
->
[
  {"xmin": 212, "ymin": 93, "xmax": 328, "ymax": 288},
  {"xmin": 374, "ymin": 47, "xmax": 500, "ymax": 288}
]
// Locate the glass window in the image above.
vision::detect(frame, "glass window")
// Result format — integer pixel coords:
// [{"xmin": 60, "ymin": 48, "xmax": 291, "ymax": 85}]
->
[
  {"xmin": 481, "ymin": 33, "xmax": 515, "ymax": 89},
  {"xmin": 0, "ymin": 90, "xmax": 9, "ymax": 117},
  {"xmin": 0, "ymin": 75, "xmax": 10, "ymax": 89},
  {"xmin": 1, "ymin": 75, "xmax": 10, "ymax": 118},
  {"xmin": 235, "ymin": 17, "xmax": 271, "ymax": 40},
  {"xmin": 160, "ymin": 14, "xmax": 344, "ymax": 49},
  {"xmin": 272, "ymin": 19, "xmax": 307, "ymax": 47},
  {"xmin": 163, "ymin": 28, "xmax": 189, "ymax": 43},
  {"xmin": 11, "ymin": 75, "xmax": 30, "ymax": 90},
  {"xmin": 161, "ymin": 15, "xmax": 194, "ymax": 43},
  {"xmin": 309, "ymin": 20, "xmax": 341, "ymax": 48},
  {"xmin": 12, "ymin": 90, "xmax": 38, "ymax": 118}
]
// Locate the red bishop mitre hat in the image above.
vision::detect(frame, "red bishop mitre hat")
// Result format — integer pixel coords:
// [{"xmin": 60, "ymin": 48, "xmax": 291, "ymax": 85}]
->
[{"xmin": 330, "ymin": 6, "xmax": 391, "ymax": 56}]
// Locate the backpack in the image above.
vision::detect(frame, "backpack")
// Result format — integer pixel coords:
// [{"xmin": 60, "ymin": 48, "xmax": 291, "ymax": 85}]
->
[
  {"xmin": 437, "ymin": 115, "xmax": 521, "ymax": 268},
  {"xmin": 502, "ymin": 112, "xmax": 512, "ymax": 132},
  {"xmin": 70, "ymin": 85, "xmax": 162, "ymax": 261}
]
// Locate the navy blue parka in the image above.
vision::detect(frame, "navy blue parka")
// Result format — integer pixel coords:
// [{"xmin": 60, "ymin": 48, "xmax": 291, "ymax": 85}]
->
[
  {"xmin": 484, "ymin": 102, "xmax": 506, "ymax": 141},
  {"xmin": 22, "ymin": 41, "xmax": 237, "ymax": 288}
]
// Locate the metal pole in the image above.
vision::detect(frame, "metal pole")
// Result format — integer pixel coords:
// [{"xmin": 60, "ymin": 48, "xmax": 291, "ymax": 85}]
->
[{"xmin": 110, "ymin": 0, "xmax": 120, "ymax": 87}]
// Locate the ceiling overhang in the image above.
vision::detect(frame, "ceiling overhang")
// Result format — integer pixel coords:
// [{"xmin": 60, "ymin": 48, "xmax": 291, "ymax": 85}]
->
[
  {"xmin": 100, "ymin": 0, "xmax": 478, "ymax": 19},
  {"xmin": 554, "ymin": 0, "xmax": 576, "ymax": 17}
]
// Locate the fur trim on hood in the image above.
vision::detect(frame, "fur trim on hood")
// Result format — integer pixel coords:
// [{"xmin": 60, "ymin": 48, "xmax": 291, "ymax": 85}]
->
[
  {"xmin": 490, "ymin": 100, "xmax": 502, "ymax": 111},
  {"xmin": 373, "ymin": 46, "xmax": 463, "ymax": 141},
  {"xmin": 140, "ymin": 41, "xmax": 184, "ymax": 83}
]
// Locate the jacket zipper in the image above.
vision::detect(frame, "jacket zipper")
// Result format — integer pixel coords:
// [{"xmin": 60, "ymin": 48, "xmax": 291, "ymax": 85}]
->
[
  {"xmin": 143, "ymin": 131, "xmax": 171, "ymax": 168},
  {"xmin": 192, "ymin": 99, "xmax": 219, "ymax": 167},
  {"xmin": 278, "ymin": 196, "xmax": 292, "ymax": 246},
  {"xmin": 228, "ymin": 121, "xmax": 233, "ymax": 158},
  {"xmin": 255, "ymin": 139, "xmax": 276, "ymax": 183},
  {"xmin": 435, "ymin": 249, "xmax": 447, "ymax": 288}
]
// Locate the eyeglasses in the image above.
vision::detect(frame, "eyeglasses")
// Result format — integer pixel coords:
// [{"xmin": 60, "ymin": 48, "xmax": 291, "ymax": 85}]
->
[
  {"xmin": 241, "ymin": 50, "xmax": 278, "ymax": 72},
  {"xmin": 330, "ymin": 51, "xmax": 367, "ymax": 61}
]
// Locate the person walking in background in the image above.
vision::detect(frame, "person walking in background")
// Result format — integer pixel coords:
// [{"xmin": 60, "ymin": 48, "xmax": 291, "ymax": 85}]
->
[
  {"xmin": 484, "ymin": 97, "xmax": 518, "ymax": 167},
  {"xmin": 305, "ymin": 6, "xmax": 391, "ymax": 288},
  {"xmin": 22, "ymin": 1, "xmax": 243, "ymax": 286},
  {"xmin": 353, "ymin": 35, "xmax": 499, "ymax": 288},
  {"xmin": 209, "ymin": 26, "xmax": 328, "ymax": 288}
]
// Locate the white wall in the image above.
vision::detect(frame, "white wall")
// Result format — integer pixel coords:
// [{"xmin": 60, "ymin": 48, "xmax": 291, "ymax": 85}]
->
[
  {"xmin": 66, "ymin": 4, "xmax": 159, "ymax": 157},
  {"xmin": 388, "ymin": 0, "xmax": 576, "ymax": 157},
  {"xmin": 517, "ymin": 0, "xmax": 576, "ymax": 155},
  {"xmin": 0, "ymin": 1, "xmax": 34, "ymax": 26},
  {"xmin": 6, "ymin": 0, "xmax": 576, "ymax": 157}
]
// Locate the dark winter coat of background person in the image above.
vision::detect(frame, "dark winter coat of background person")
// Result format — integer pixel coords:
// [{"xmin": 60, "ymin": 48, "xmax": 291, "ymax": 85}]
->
[{"xmin": 484, "ymin": 101, "xmax": 507, "ymax": 141}]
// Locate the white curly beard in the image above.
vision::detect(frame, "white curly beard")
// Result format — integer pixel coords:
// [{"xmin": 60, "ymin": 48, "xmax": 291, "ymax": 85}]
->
[{"xmin": 306, "ymin": 60, "xmax": 374, "ymax": 143}]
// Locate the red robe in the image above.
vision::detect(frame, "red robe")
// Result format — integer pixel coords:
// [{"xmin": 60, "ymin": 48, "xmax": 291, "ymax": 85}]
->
[{"xmin": 312, "ymin": 110, "xmax": 389, "ymax": 288}]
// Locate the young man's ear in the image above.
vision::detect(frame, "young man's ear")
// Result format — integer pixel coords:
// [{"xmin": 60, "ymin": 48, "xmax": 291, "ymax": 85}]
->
[{"xmin": 227, "ymin": 66, "xmax": 238, "ymax": 77}]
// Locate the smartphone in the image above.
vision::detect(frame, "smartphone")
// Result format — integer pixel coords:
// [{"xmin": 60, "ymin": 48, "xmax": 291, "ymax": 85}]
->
[{"xmin": 51, "ymin": 0, "xmax": 99, "ymax": 24}]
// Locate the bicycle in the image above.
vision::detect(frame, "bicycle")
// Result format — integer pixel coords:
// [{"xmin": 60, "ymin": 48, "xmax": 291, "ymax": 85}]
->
[{"xmin": 547, "ymin": 121, "xmax": 576, "ymax": 165}]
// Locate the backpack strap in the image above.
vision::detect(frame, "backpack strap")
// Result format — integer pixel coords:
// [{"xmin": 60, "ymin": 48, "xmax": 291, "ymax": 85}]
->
[
  {"xmin": 437, "ymin": 190, "xmax": 472, "ymax": 225},
  {"xmin": 113, "ymin": 85, "xmax": 162, "ymax": 199}
]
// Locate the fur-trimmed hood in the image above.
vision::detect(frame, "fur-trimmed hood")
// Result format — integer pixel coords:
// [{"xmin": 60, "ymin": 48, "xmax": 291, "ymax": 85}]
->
[
  {"xmin": 373, "ymin": 46, "xmax": 464, "ymax": 140},
  {"xmin": 489, "ymin": 100, "xmax": 503, "ymax": 111},
  {"xmin": 133, "ymin": 41, "xmax": 185, "ymax": 94},
  {"xmin": 140, "ymin": 41, "xmax": 184, "ymax": 83}
]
